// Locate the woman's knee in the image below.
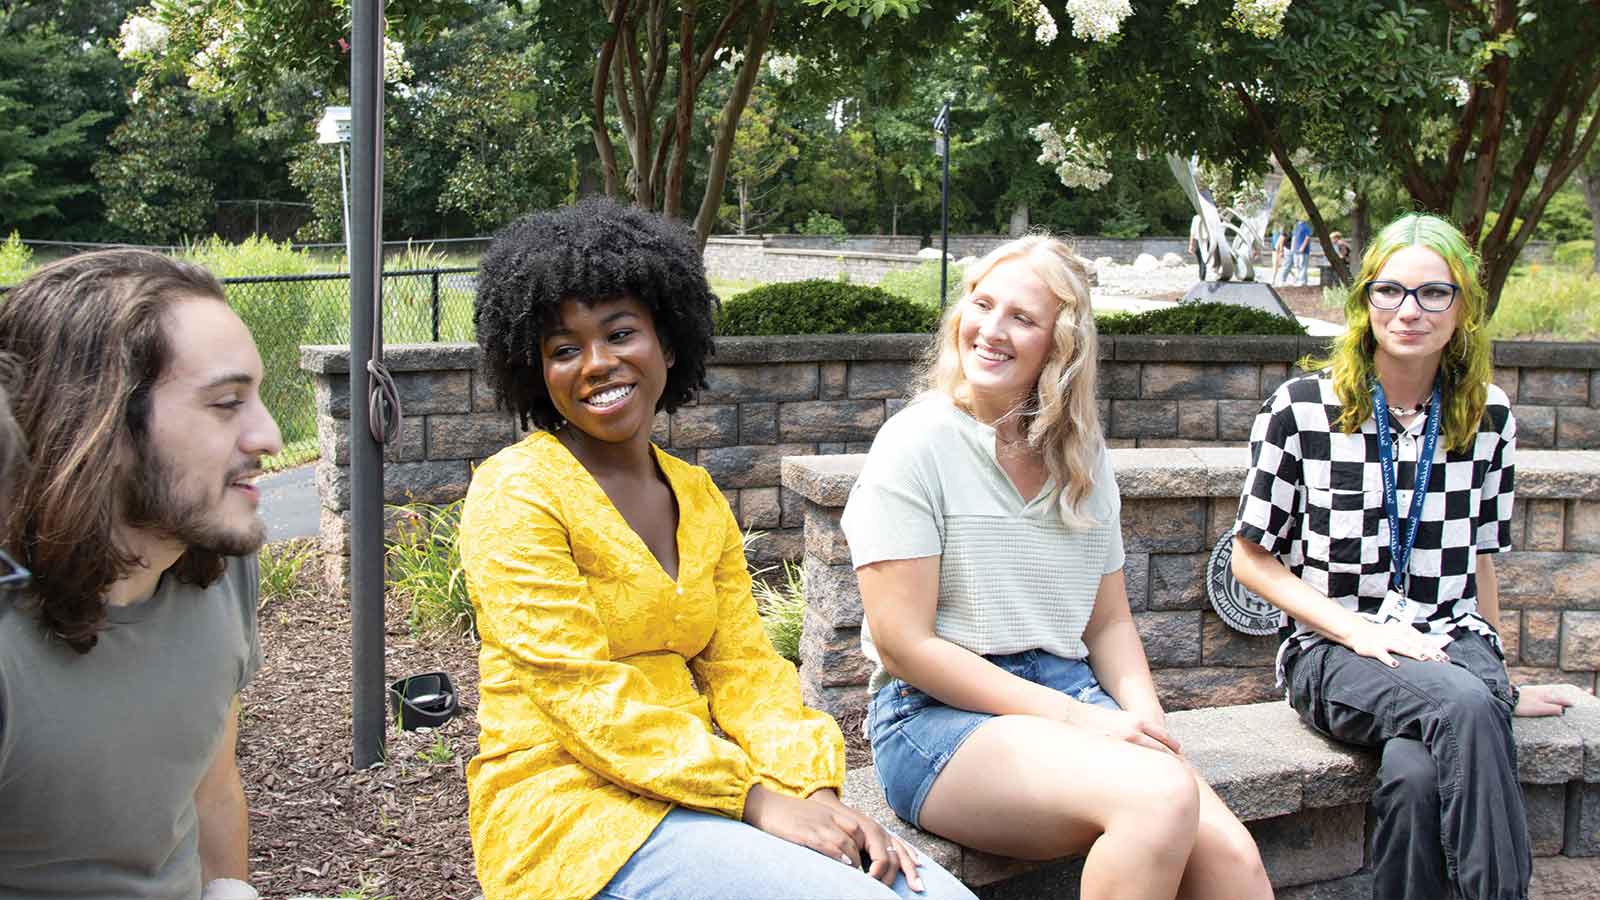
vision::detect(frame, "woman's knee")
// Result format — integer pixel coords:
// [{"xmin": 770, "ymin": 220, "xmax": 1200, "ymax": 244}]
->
[
  {"xmin": 1113, "ymin": 754, "xmax": 1200, "ymax": 838},
  {"xmin": 1375, "ymin": 739, "xmax": 1439, "ymax": 812}
]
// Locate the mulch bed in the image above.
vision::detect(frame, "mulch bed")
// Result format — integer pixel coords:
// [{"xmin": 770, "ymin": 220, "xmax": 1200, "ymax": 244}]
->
[
  {"xmin": 243, "ymin": 542, "xmax": 873, "ymax": 899},
  {"xmin": 243, "ymin": 541, "xmax": 481, "ymax": 900}
]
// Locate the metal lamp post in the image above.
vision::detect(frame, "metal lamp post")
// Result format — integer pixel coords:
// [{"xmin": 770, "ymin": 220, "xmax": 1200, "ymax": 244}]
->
[
  {"xmin": 315, "ymin": 106, "xmax": 354, "ymax": 263},
  {"xmin": 932, "ymin": 100, "xmax": 951, "ymax": 309}
]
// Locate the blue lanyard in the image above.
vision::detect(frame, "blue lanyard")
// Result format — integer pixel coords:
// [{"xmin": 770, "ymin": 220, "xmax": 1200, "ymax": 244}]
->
[{"xmin": 1372, "ymin": 381, "xmax": 1441, "ymax": 592}]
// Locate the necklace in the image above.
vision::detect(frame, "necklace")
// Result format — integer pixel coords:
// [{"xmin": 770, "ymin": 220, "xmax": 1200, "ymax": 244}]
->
[{"xmin": 1386, "ymin": 402, "xmax": 1425, "ymax": 418}]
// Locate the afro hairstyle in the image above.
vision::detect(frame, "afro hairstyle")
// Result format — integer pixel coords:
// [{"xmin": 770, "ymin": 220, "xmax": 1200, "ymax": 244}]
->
[{"xmin": 474, "ymin": 196, "xmax": 718, "ymax": 431}]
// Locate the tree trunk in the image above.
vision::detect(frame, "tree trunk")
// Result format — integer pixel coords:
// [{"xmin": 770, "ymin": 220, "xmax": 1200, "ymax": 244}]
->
[
  {"xmin": 1009, "ymin": 201, "xmax": 1029, "ymax": 236},
  {"xmin": 738, "ymin": 177, "xmax": 749, "ymax": 235},
  {"xmin": 1351, "ymin": 191, "xmax": 1370, "ymax": 266},
  {"xmin": 1233, "ymin": 84, "xmax": 1352, "ymax": 286},
  {"xmin": 1583, "ymin": 170, "xmax": 1600, "ymax": 275},
  {"xmin": 692, "ymin": 1, "xmax": 775, "ymax": 249}
]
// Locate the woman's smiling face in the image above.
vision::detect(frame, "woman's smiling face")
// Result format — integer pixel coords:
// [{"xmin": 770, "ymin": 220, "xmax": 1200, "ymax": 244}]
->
[
  {"xmin": 540, "ymin": 294, "xmax": 672, "ymax": 446},
  {"xmin": 957, "ymin": 257, "xmax": 1060, "ymax": 414},
  {"xmin": 1367, "ymin": 245, "xmax": 1461, "ymax": 372}
]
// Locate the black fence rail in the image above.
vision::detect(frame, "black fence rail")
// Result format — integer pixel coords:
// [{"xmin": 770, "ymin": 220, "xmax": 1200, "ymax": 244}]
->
[
  {"xmin": 2, "ymin": 266, "xmax": 479, "ymax": 470},
  {"xmin": 224, "ymin": 267, "xmax": 478, "ymax": 468}
]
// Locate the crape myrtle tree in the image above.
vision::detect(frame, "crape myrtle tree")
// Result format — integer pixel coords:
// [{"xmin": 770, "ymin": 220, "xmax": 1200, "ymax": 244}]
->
[
  {"xmin": 816, "ymin": 0, "xmax": 1600, "ymax": 311},
  {"xmin": 120, "ymin": 0, "xmax": 887, "ymax": 248}
]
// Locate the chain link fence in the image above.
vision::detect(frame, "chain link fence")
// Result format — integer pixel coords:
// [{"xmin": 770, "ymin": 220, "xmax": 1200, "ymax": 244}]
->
[{"xmin": 226, "ymin": 266, "xmax": 478, "ymax": 469}]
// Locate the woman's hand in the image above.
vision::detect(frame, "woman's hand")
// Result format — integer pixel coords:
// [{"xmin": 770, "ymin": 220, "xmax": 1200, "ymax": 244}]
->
[
  {"xmin": 1067, "ymin": 704, "xmax": 1180, "ymax": 755},
  {"xmin": 1345, "ymin": 620, "xmax": 1451, "ymax": 667},
  {"xmin": 809, "ymin": 789, "xmax": 926, "ymax": 891},
  {"xmin": 1514, "ymin": 684, "xmax": 1576, "ymax": 718},
  {"xmin": 742, "ymin": 785, "xmax": 925, "ymax": 891}
]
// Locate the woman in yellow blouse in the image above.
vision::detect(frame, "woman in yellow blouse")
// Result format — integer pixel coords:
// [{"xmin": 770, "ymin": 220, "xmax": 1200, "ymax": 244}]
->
[{"xmin": 460, "ymin": 197, "xmax": 976, "ymax": 900}]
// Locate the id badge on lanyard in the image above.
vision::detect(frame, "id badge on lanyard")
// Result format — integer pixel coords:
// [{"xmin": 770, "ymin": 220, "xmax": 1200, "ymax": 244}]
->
[{"xmin": 1372, "ymin": 380, "xmax": 1441, "ymax": 627}]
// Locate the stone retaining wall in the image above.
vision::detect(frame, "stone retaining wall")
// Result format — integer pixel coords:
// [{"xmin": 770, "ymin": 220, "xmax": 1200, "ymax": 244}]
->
[
  {"xmin": 301, "ymin": 336, "xmax": 1600, "ymax": 586},
  {"xmin": 843, "ymin": 698, "xmax": 1600, "ymax": 899},
  {"xmin": 781, "ymin": 449, "xmax": 1600, "ymax": 716}
]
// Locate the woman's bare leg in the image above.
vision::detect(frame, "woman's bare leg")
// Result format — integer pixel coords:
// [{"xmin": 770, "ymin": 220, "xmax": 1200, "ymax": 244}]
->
[
  {"xmin": 1176, "ymin": 778, "xmax": 1273, "ymax": 900},
  {"xmin": 916, "ymin": 715, "xmax": 1200, "ymax": 900}
]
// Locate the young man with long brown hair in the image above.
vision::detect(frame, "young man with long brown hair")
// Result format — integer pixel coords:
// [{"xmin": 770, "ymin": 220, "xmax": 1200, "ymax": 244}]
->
[{"xmin": 0, "ymin": 249, "xmax": 281, "ymax": 900}]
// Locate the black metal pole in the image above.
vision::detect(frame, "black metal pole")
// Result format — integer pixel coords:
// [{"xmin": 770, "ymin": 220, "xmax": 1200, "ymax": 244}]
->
[
  {"xmin": 349, "ymin": 0, "xmax": 386, "ymax": 770},
  {"xmin": 935, "ymin": 100, "xmax": 951, "ymax": 310},
  {"xmin": 431, "ymin": 271, "xmax": 440, "ymax": 342}
]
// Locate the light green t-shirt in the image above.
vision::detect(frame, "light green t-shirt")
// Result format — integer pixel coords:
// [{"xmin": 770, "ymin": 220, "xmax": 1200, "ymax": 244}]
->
[
  {"xmin": 0, "ymin": 554, "xmax": 260, "ymax": 900},
  {"xmin": 841, "ymin": 393, "xmax": 1125, "ymax": 692}
]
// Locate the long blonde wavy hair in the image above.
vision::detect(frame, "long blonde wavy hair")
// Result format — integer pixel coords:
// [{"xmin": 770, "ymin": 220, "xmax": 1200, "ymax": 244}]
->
[{"xmin": 922, "ymin": 234, "xmax": 1103, "ymax": 528}]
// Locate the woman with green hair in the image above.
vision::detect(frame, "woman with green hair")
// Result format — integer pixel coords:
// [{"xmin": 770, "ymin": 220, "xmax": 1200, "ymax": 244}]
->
[{"xmin": 1230, "ymin": 213, "xmax": 1574, "ymax": 900}]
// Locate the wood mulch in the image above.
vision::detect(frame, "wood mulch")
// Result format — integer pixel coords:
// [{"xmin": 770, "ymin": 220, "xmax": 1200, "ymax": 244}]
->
[
  {"xmin": 243, "ymin": 541, "xmax": 481, "ymax": 900},
  {"xmin": 242, "ymin": 542, "xmax": 873, "ymax": 899}
]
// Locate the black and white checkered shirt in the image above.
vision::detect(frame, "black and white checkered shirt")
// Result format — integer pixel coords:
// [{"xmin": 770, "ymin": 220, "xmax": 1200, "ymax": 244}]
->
[{"xmin": 1233, "ymin": 372, "xmax": 1516, "ymax": 675}]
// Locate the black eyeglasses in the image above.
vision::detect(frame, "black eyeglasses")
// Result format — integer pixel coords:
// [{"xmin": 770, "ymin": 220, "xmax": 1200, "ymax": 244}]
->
[
  {"xmin": 1365, "ymin": 280, "xmax": 1459, "ymax": 312},
  {"xmin": 0, "ymin": 548, "xmax": 30, "ymax": 591}
]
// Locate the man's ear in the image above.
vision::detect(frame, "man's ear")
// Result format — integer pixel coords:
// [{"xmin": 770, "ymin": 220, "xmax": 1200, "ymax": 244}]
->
[{"xmin": 661, "ymin": 339, "xmax": 675, "ymax": 370}]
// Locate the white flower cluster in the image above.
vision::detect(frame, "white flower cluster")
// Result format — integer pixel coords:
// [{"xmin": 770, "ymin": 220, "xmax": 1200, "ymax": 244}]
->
[
  {"xmin": 1448, "ymin": 77, "xmax": 1471, "ymax": 107},
  {"xmin": 1064, "ymin": 0, "xmax": 1132, "ymax": 43},
  {"xmin": 1029, "ymin": 1, "xmax": 1059, "ymax": 44},
  {"xmin": 1031, "ymin": 122, "xmax": 1113, "ymax": 190},
  {"xmin": 766, "ymin": 54, "xmax": 799, "ymax": 84},
  {"xmin": 718, "ymin": 46, "xmax": 746, "ymax": 72},
  {"xmin": 1227, "ymin": 0, "xmax": 1292, "ymax": 39},
  {"xmin": 384, "ymin": 35, "xmax": 414, "ymax": 84},
  {"xmin": 118, "ymin": 15, "xmax": 171, "ymax": 58}
]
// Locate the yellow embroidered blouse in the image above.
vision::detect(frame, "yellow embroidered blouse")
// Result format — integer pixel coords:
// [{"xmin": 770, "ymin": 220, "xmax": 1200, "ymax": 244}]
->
[{"xmin": 459, "ymin": 431, "xmax": 846, "ymax": 900}]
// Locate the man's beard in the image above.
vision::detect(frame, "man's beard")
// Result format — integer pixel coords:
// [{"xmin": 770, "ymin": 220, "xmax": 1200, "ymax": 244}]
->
[{"xmin": 122, "ymin": 439, "xmax": 265, "ymax": 557}]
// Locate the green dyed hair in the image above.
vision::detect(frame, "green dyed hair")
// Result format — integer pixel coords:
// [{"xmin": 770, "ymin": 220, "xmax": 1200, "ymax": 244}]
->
[{"xmin": 1315, "ymin": 213, "xmax": 1492, "ymax": 453}]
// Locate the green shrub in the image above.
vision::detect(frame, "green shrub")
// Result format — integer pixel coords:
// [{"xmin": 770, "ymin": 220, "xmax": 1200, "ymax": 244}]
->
[
  {"xmin": 1553, "ymin": 240, "xmax": 1595, "ymax": 271},
  {"xmin": 0, "ymin": 232, "xmax": 32, "ymax": 286},
  {"xmin": 798, "ymin": 212, "xmax": 846, "ymax": 239},
  {"xmin": 1094, "ymin": 302, "xmax": 1307, "ymax": 336},
  {"xmin": 752, "ymin": 559, "xmax": 806, "ymax": 665},
  {"xmin": 878, "ymin": 260, "xmax": 964, "ymax": 309},
  {"xmin": 258, "ymin": 538, "xmax": 316, "ymax": 610},
  {"xmin": 387, "ymin": 500, "xmax": 476, "ymax": 639},
  {"xmin": 1489, "ymin": 266, "xmax": 1600, "ymax": 341},
  {"xmin": 717, "ymin": 280, "xmax": 938, "ymax": 335}
]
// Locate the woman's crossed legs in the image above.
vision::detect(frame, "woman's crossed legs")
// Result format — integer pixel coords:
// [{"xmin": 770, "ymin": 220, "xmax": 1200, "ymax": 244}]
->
[{"xmin": 916, "ymin": 715, "xmax": 1273, "ymax": 900}]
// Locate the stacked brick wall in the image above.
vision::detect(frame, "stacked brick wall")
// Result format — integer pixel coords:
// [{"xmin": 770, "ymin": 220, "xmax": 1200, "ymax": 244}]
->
[
  {"xmin": 782, "ymin": 449, "xmax": 1600, "ymax": 717},
  {"xmin": 302, "ymin": 336, "xmax": 1600, "ymax": 588}
]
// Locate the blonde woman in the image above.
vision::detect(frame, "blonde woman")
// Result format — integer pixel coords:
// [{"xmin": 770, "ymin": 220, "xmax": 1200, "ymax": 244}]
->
[{"xmin": 843, "ymin": 236, "xmax": 1272, "ymax": 900}]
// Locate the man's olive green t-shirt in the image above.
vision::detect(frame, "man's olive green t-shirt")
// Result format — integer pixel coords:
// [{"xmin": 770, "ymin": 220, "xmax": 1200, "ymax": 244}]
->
[{"xmin": 0, "ymin": 555, "xmax": 260, "ymax": 899}]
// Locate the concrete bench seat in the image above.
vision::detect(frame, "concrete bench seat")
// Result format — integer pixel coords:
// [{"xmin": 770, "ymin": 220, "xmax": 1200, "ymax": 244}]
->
[{"xmin": 841, "ymin": 697, "xmax": 1600, "ymax": 898}]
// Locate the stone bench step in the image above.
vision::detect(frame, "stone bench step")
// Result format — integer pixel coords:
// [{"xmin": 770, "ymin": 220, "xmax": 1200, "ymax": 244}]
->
[{"xmin": 842, "ymin": 696, "xmax": 1600, "ymax": 898}]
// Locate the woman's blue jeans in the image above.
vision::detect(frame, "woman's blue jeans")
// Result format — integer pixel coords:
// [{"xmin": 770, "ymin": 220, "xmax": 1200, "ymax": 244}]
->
[{"xmin": 593, "ymin": 807, "xmax": 977, "ymax": 900}]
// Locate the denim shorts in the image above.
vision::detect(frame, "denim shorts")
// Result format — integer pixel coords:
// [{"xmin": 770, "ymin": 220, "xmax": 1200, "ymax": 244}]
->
[{"xmin": 867, "ymin": 649, "xmax": 1120, "ymax": 826}]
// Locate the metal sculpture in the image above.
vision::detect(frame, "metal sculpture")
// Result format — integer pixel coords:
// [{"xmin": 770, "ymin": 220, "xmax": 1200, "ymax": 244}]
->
[{"xmin": 1168, "ymin": 153, "xmax": 1269, "ymax": 282}]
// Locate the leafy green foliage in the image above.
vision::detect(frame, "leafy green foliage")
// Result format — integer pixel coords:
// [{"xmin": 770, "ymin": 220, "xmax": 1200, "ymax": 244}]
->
[
  {"xmin": 0, "ymin": 232, "xmax": 33, "ymax": 286},
  {"xmin": 1488, "ymin": 267, "xmax": 1600, "ymax": 342},
  {"xmin": 1095, "ymin": 303, "xmax": 1306, "ymax": 337},
  {"xmin": 797, "ymin": 212, "xmax": 848, "ymax": 238},
  {"xmin": 877, "ymin": 260, "xmax": 963, "ymax": 308},
  {"xmin": 257, "ymin": 538, "xmax": 317, "ymax": 610},
  {"xmin": 752, "ymin": 560, "xmax": 806, "ymax": 665},
  {"xmin": 387, "ymin": 501, "xmax": 475, "ymax": 639},
  {"xmin": 0, "ymin": 9, "xmax": 125, "ymax": 236},
  {"xmin": 717, "ymin": 280, "xmax": 938, "ymax": 335},
  {"xmin": 1553, "ymin": 241, "xmax": 1595, "ymax": 271}
]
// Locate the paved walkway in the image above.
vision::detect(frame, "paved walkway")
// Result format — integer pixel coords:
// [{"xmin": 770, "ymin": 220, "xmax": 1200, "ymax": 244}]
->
[{"xmin": 259, "ymin": 464, "xmax": 319, "ymax": 541}]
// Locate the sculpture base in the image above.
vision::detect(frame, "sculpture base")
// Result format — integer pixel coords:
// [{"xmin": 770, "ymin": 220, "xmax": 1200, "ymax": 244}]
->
[{"xmin": 1182, "ymin": 281, "xmax": 1294, "ymax": 320}]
